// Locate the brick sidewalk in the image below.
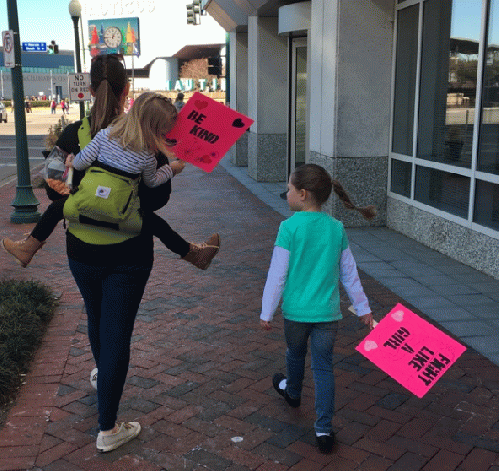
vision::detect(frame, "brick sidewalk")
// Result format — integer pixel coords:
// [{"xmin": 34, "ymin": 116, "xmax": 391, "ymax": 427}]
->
[{"xmin": 0, "ymin": 165, "xmax": 498, "ymax": 471}]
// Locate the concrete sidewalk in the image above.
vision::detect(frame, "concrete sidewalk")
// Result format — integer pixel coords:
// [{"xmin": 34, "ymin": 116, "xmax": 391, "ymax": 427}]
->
[{"xmin": 0, "ymin": 162, "xmax": 498, "ymax": 470}]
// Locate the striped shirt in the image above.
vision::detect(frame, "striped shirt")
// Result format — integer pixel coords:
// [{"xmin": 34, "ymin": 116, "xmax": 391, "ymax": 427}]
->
[{"xmin": 73, "ymin": 128, "xmax": 173, "ymax": 187}]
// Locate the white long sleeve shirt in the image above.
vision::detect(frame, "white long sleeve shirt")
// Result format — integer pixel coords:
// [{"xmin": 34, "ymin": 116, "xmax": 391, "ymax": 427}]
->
[{"xmin": 260, "ymin": 245, "xmax": 371, "ymax": 322}]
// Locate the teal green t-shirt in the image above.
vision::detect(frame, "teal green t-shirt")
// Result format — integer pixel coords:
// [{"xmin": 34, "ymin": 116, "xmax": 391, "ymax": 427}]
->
[{"xmin": 275, "ymin": 212, "xmax": 349, "ymax": 323}]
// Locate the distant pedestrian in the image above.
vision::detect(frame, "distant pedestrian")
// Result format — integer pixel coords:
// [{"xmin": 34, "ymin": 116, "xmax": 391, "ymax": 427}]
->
[
  {"xmin": 25, "ymin": 100, "xmax": 32, "ymax": 113},
  {"xmin": 174, "ymin": 92, "xmax": 185, "ymax": 112},
  {"xmin": 10, "ymin": 100, "xmax": 14, "ymax": 113},
  {"xmin": 50, "ymin": 99, "xmax": 56, "ymax": 114},
  {"xmin": 65, "ymin": 100, "xmax": 69, "ymax": 114},
  {"xmin": 260, "ymin": 163, "xmax": 374, "ymax": 454},
  {"xmin": 60, "ymin": 99, "xmax": 66, "ymax": 115}
]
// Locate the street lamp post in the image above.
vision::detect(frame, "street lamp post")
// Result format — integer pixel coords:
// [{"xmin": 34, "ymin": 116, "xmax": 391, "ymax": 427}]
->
[
  {"xmin": 69, "ymin": 0, "xmax": 85, "ymax": 120},
  {"xmin": 6, "ymin": 0, "xmax": 40, "ymax": 223}
]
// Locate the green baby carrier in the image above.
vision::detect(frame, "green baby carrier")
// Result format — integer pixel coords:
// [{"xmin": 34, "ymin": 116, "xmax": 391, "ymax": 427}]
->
[{"xmin": 63, "ymin": 118, "xmax": 143, "ymax": 245}]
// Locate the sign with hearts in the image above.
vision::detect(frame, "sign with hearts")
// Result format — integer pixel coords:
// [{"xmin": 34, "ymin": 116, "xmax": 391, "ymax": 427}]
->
[
  {"xmin": 356, "ymin": 303, "xmax": 466, "ymax": 398},
  {"xmin": 165, "ymin": 92, "xmax": 254, "ymax": 173}
]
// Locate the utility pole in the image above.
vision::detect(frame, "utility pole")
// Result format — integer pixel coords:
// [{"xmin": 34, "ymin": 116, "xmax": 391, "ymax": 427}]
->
[{"xmin": 6, "ymin": 0, "xmax": 40, "ymax": 223}]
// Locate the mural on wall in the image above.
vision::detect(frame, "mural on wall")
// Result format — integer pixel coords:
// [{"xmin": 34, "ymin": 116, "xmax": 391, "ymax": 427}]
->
[{"xmin": 88, "ymin": 17, "xmax": 140, "ymax": 57}]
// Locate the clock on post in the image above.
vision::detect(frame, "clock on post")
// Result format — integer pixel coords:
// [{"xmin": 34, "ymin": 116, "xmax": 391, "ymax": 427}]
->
[{"xmin": 103, "ymin": 26, "xmax": 122, "ymax": 49}]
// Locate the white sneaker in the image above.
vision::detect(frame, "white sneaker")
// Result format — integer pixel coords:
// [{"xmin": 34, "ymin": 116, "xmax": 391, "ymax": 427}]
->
[
  {"xmin": 96, "ymin": 422, "xmax": 141, "ymax": 453},
  {"xmin": 90, "ymin": 368, "xmax": 98, "ymax": 390}
]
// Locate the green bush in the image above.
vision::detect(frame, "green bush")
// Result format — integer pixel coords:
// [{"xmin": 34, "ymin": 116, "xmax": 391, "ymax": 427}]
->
[
  {"xmin": 0, "ymin": 280, "xmax": 58, "ymax": 407},
  {"xmin": 29, "ymin": 100, "xmax": 51, "ymax": 108}
]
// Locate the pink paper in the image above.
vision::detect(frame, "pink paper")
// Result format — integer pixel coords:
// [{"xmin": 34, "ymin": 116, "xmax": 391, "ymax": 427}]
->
[
  {"xmin": 165, "ymin": 92, "xmax": 254, "ymax": 173},
  {"xmin": 356, "ymin": 304, "xmax": 466, "ymax": 398}
]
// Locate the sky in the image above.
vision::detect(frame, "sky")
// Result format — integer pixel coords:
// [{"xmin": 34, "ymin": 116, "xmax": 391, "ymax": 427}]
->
[
  {"xmin": 1, "ymin": 0, "xmax": 226, "ymax": 70},
  {"xmin": 1, "ymin": 0, "xmax": 77, "ymax": 50}
]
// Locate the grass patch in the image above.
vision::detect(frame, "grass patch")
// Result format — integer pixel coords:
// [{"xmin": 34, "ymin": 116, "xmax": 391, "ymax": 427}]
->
[{"xmin": 0, "ymin": 279, "xmax": 58, "ymax": 412}]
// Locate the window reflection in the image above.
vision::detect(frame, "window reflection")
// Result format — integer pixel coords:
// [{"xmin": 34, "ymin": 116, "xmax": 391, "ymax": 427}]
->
[
  {"xmin": 478, "ymin": 0, "xmax": 499, "ymax": 175},
  {"xmin": 392, "ymin": 5, "xmax": 419, "ymax": 155},
  {"xmin": 417, "ymin": 0, "xmax": 481, "ymax": 168},
  {"xmin": 414, "ymin": 166, "xmax": 470, "ymax": 218}
]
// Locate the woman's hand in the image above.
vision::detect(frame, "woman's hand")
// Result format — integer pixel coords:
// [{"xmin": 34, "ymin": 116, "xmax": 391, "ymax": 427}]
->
[{"xmin": 170, "ymin": 159, "xmax": 186, "ymax": 175}]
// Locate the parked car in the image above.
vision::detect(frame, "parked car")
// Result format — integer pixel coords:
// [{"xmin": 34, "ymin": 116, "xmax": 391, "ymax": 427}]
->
[{"xmin": 0, "ymin": 103, "xmax": 7, "ymax": 123}]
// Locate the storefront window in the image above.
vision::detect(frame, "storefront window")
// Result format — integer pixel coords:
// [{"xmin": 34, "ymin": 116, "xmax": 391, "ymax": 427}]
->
[
  {"xmin": 417, "ymin": 0, "xmax": 481, "ymax": 168},
  {"xmin": 477, "ymin": 0, "xmax": 499, "ymax": 175},
  {"xmin": 391, "ymin": 5, "xmax": 419, "ymax": 156},
  {"xmin": 390, "ymin": 0, "xmax": 499, "ymax": 235}
]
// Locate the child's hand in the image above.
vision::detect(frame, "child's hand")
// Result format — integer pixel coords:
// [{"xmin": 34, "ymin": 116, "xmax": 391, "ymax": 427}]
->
[
  {"xmin": 170, "ymin": 159, "xmax": 186, "ymax": 175},
  {"xmin": 260, "ymin": 320, "xmax": 271, "ymax": 331},
  {"xmin": 360, "ymin": 312, "xmax": 374, "ymax": 330},
  {"xmin": 65, "ymin": 153, "xmax": 75, "ymax": 168}
]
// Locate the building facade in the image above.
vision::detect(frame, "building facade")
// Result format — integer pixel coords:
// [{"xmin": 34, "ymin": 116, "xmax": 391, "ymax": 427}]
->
[
  {"xmin": 0, "ymin": 49, "xmax": 75, "ymax": 100},
  {"xmin": 204, "ymin": 0, "xmax": 499, "ymax": 279}
]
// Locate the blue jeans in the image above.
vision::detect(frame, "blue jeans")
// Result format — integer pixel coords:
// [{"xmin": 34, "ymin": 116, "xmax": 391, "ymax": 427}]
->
[
  {"xmin": 69, "ymin": 259, "xmax": 152, "ymax": 431},
  {"xmin": 284, "ymin": 319, "xmax": 339, "ymax": 434}
]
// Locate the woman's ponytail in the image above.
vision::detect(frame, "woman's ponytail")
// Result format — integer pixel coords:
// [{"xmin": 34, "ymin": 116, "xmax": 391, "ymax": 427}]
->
[{"xmin": 90, "ymin": 79, "xmax": 120, "ymax": 137}]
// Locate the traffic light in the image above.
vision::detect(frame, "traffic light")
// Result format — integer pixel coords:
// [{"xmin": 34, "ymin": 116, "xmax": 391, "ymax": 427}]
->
[
  {"xmin": 48, "ymin": 40, "xmax": 59, "ymax": 54},
  {"xmin": 187, "ymin": 0, "xmax": 201, "ymax": 25},
  {"xmin": 208, "ymin": 57, "xmax": 222, "ymax": 76}
]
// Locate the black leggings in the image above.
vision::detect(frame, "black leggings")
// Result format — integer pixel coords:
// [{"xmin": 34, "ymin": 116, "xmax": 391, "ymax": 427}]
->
[{"xmin": 31, "ymin": 197, "xmax": 190, "ymax": 258}]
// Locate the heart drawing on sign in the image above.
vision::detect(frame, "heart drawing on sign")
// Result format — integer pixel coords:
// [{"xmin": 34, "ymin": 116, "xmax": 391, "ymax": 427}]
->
[
  {"xmin": 364, "ymin": 340, "xmax": 378, "ymax": 352},
  {"xmin": 194, "ymin": 100, "xmax": 208, "ymax": 110},
  {"xmin": 232, "ymin": 118, "xmax": 245, "ymax": 128},
  {"xmin": 197, "ymin": 151, "xmax": 219, "ymax": 164},
  {"xmin": 391, "ymin": 310, "xmax": 405, "ymax": 322},
  {"xmin": 198, "ymin": 155, "xmax": 212, "ymax": 164}
]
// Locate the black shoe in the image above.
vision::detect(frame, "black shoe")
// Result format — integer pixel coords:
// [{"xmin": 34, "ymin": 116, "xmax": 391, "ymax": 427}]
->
[
  {"xmin": 272, "ymin": 373, "xmax": 301, "ymax": 408},
  {"xmin": 316, "ymin": 434, "xmax": 335, "ymax": 454}
]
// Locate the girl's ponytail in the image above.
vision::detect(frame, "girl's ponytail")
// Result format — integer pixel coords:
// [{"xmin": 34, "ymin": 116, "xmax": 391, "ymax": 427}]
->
[
  {"xmin": 332, "ymin": 180, "xmax": 377, "ymax": 220},
  {"xmin": 291, "ymin": 164, "xmax": 377, "ymax": 220}
]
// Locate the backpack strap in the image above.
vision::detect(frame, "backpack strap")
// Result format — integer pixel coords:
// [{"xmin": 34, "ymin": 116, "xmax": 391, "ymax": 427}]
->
[{"xmin": 77, "ymin": 117, "xmax": 92, "ymax": 149}]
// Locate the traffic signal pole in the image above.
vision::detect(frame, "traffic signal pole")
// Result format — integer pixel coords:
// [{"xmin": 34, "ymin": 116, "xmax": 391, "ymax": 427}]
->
[{"xmin": 6, "ymin": 0, "xmax": 41, "ymax": 223}]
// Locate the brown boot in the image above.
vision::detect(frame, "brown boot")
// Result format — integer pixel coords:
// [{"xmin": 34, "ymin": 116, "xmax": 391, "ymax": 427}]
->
[
  {"xmin": 182, "ymin": 233, "xmax": 220, "ymax": 270},
  {"xmin": 1, "ymin": 235, "xmax": 44, "ymax": 268}
]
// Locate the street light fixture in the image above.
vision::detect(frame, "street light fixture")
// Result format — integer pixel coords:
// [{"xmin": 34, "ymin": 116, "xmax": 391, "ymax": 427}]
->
[
  {"xmin": 6, "ymin": 0, "xmax": 40, "ymax": 223},
  {"xmin": 68, "ymin": 0, "xmax": 85, "ymax": 119}
]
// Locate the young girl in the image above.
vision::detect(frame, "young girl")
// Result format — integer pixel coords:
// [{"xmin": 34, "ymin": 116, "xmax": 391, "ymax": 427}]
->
[{"xmin": 260, "ymin": 163, "xmax": 373, "ymax": 454}]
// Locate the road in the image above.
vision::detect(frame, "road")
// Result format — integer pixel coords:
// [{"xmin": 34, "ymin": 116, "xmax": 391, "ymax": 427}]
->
[{"xmin": 0, "ymin": 105, "xmax": 77, "ymax": 186}]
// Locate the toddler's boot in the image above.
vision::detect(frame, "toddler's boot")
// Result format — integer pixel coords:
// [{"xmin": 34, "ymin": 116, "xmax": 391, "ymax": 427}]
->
[
  {"xmin": 2, "ymin": 235, "xmax": 44, "ymax": 268},
  {"xmin": 182, "ymin": 233, "xmax": 220, "ymax": 270}
]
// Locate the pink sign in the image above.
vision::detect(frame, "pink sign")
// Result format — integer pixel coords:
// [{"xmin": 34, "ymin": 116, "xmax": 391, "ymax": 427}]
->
[
  {"xmin": 165, "ymin": 92, "xmax": 254, "ymax": 173},
  {"xmin": 356, "ymin": 304, "xmax": 466, "ymax": 398}
]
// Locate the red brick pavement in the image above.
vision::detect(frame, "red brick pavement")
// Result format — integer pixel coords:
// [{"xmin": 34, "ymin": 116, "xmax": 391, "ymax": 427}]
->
[{"xmin": 0, "ymin": 164, "xmax": 499, "ymax": 470}]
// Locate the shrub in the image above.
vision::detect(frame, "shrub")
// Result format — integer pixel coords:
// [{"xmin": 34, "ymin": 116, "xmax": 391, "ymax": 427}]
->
[
  {"xmin": 0, "ymin": 280, "xmax": 58, "ymax": 408},
  {"xmin": 45, "ymin": 117, "xmax": 72, "ymax": 150}
]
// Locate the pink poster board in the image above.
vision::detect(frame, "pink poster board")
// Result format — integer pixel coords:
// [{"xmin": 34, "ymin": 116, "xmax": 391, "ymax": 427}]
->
[
  {"xmin": 165, "ymin": 92, "xmax": 254, "ymax": 173},
  {"xmin": 356, "ymin": 304, "xmax": 466, "ymax": 398}
]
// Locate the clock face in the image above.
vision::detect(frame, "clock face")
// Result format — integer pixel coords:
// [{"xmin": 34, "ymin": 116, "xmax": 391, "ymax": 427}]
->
[{"xmin": 104, "ymin": 27, "xmax": 122, "ymax": 48}]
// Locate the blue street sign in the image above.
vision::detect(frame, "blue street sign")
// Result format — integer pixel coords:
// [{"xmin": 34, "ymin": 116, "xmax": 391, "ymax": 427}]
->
[{"xmin": 22, "ymin": 42, "xmax": 47, "ymax": 52}]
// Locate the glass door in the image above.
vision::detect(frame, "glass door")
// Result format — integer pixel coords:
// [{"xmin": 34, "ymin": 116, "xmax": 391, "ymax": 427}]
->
[{"xmin": 290, "ymin": 37, "xmax": 308, "ymax": 175}]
